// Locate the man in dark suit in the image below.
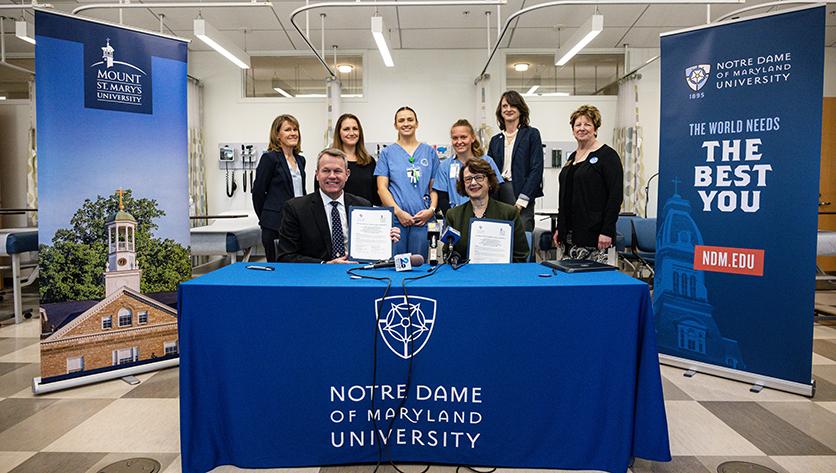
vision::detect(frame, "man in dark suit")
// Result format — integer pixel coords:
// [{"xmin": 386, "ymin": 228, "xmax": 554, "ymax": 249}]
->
[{"xmin": 277, "ymin": 148, "xmax": 399, "ymax": 263}]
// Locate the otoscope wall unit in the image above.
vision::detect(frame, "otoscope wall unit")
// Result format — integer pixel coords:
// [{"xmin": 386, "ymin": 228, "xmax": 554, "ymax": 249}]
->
[{"xmin": 217, "ymin": 143, "xmax": 267, "ymax": 171}]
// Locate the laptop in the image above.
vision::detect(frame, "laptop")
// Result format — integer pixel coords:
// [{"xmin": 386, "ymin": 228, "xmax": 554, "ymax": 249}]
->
[{"xmin": 541, "ymin": 259, "xmax": 617, "ymax": 273}]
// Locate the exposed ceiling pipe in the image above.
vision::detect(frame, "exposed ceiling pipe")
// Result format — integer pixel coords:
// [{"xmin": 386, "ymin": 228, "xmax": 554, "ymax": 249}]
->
[
  {"xmin": 715, "ymin": 0, "xmax": 835, "ymax": 22},
  {"xmin": 289, "ymin": 0, "xmax": 508, "ymax": 78},
  {"xmin": 0, "ymin": 2, "xmax": 52, "ymax": 10},
  {"xmin": 475, "ymin": 0, "xmax": 746, "ymax": 82},
  {"xmin": 72, "ymin": 2, "xmax": 273, "ymax": 15}
]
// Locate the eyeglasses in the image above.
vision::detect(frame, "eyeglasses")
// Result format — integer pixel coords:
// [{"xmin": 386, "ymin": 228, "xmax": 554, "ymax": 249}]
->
[{"xmin": 463, "ymin": 174, "xmax": 487, "ymax": 184}]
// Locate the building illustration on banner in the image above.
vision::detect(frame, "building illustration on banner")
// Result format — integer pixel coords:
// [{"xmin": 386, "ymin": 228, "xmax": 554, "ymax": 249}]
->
[
  {"xmin": 653, "ymin": 184, "xmax": 744, "ymax": 370},
  {"xmin": 38, "ymin": 189, "xmax": 183, "ymax": 384}
]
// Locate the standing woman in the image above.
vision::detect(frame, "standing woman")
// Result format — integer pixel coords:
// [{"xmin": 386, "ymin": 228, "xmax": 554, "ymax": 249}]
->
[
  {"xmin": 375, "ymin": 106, "xmax": 439, "ymax": 258},
  {"xmin": 488, "ymin": 90, "xmax": 544, "ymax": 231},
  {"xmin": 433, "ymin": 119, "xmax": 504, "ymax": 212},
  {"xmin": 553, "ymin": 105, "xmax": 623, "ymax": 262},
  {"xmin": 252, "ymin": 114, "xmax": 306, "ymax": 262},
  {"xmin": 327, "ymin": 113, "xmax": 381, "ymax": 206}
]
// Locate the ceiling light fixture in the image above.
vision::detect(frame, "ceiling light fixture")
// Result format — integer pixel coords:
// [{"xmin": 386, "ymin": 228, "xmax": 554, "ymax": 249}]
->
[
  {"xmin": 555, "ymin": 14, "xmax": 603, "ymax": 66},
  {"xmin": 513, "ymin": 63, "xmax": 529, "ymax": 72},
  {"xmin": 524, "ymin": 85, "xmax": 539, "ymax": 96},
  {"xmin": 371, "ymin": 16, "xmax": 394, "ymax": 68},
  {"xmin": 0, "ymin": 96, "xmax": 7, "ymax": 101},
  {"xmin": 15, "ymin": 20, "xmax": 35, "ymax": 45},
  {"xmin": 337, "ymin": 64, "xmax": 354, "ymax": 74},
  {"xmin": 273, "ymin": 87, "xmax": 293, "ymax": 98},
  {"xmin": 194, "ymin": 18, "xmax": 250, "ymax": 69}
]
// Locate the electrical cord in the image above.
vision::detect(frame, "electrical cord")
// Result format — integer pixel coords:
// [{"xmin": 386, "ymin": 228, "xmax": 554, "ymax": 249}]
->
[
  {"xmin": 456, "ymin": 466, "xmax": 497, "ymax": 473},
  {"xmin": 350, "ymin": 263, "xmax": 443, "ymax": 473},
  {"xmin": 346, "ymin": 266, "xmax": 392, "ymax": 469}
]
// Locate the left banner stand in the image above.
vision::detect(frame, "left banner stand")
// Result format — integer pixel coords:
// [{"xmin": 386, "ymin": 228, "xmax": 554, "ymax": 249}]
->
[{"xmin": 33, "ymin": 10, "xmax": 191, "ymax": 394}]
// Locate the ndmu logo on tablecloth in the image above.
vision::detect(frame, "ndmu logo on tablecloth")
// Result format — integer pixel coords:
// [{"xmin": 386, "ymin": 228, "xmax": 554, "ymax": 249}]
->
[{"xmin": 375, "ymin": 295, "xmax": 437, "ymax": 359}]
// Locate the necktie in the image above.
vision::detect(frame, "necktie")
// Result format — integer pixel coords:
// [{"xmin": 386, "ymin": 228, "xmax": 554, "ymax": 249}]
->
[{"xmin": 330, "ymin": 201, "xmax": 345, "ymax": 259}]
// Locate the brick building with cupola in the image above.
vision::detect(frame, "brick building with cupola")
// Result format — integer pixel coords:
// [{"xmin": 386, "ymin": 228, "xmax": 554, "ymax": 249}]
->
[{"xmin": 39, "ymin": 196, "xmax": 178, "ymax": 379}]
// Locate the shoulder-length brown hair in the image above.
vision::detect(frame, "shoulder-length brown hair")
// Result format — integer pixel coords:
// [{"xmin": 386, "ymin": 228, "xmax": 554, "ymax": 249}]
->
[
  {"xmin": 495, "ymin": 90, "xmax": 530, "ymax": 131},
  {"xmin": 451, "ymin": 119, "xmax": 485, "ymax": 157},
  {"xmin": 331, "ymin": 113, "xmax": 373, "ymax": 166},
  {"xmin": 455, "ymin": 157, "xmax": 500, "ymax": 197},
  {"xmin": 268, "ymin": 114, "xmax": 302, "ymax": 154}
]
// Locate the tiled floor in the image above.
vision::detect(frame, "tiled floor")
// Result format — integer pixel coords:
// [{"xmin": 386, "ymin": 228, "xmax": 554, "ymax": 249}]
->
[{"xmin": 1, "ymin": 289, "xmax": 835, "ymax": 473}]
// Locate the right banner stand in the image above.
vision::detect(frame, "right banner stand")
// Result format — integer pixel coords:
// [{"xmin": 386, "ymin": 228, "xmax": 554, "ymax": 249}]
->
[{"xmin": 654, "ymin": 5, "xmax": 825, "ymax": 396}]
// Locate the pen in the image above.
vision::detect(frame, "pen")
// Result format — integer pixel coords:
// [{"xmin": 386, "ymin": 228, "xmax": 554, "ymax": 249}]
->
[{"xmin": 246, "ymin": 265, "xmax": 275, "ymax": 271}]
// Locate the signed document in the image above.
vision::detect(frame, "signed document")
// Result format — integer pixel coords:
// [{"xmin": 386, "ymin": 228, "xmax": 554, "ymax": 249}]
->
[
  {"xmin": 467, "ymin": 218, "xmax": 513, "ymax": 264},
  {"xmin": 348, "ymin": 206, "xmax": 394, "ymax": 262}
]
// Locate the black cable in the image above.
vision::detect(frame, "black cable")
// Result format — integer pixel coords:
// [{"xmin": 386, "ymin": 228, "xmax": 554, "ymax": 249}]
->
[
  {"xmin": 391, "ymin": 463, "xmax": 432, "ymax": 473},
  {"xmin": 352, "ymin": 264, "xmax": 444, "ymax": 472},
  {"xmin": 346, "ymin": 266, "xmax": 392, "ymax": 471},
  {"xmin": 456, "ymin": 466, "xmax": 497, "ymax": 473}
]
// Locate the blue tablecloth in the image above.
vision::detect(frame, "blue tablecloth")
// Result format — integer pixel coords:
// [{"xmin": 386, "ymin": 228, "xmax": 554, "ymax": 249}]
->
[{"xmin": 179, "ymin": 263, "xmax": 671, "ymax": 473}]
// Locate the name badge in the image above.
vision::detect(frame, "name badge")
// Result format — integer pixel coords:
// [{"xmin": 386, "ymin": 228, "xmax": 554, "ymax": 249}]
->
[{"xmin": 450, "ymin": 163, "xmax": 460, "ymax": 179}]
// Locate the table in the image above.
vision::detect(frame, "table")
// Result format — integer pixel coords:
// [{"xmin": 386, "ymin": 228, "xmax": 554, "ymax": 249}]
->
[
  {"xmin": 179, "ymin": 263, "xmax": 671, "ymax": 473},
  {"xmin": 189, "ymin": 211, "xmax": 260, "ymax": 265},
  {"xmin": 0, "ymin": 228, "xmax": 38, "ymax": 323}
]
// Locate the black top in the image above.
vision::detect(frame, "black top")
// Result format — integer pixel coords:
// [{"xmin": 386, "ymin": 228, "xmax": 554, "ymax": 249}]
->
[
  {"xmin": 314, "ymin": 160, "xmax": 381, "ymax": 207},
  {"xmin": 556, "ymin": 144, "xmax": 624, "ymax": 248},
  {"xmin": 252, "ymin": 150, "xmax": 307, "ymax": 231}
]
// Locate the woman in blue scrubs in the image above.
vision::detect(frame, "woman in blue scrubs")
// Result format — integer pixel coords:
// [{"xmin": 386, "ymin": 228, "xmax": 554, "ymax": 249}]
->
[{"xmin": 375, "ymin": 106, "xmax": 439, "ymax": 258}]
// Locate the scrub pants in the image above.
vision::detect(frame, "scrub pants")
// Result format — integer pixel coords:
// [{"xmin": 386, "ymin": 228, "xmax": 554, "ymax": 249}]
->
[{"xmin": 393, "ymin": 222, "xmax": 429, "ymax": 259}]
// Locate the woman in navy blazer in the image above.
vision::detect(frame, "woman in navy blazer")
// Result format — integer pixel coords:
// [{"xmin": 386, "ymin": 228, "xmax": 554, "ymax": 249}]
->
[
  {"xmin": 487, "ymin": 90, "xmax": 543, "ymax": 231},
  {"xmin": 252, "ymin": 114, "xmax": 306, "ymax": 262}
]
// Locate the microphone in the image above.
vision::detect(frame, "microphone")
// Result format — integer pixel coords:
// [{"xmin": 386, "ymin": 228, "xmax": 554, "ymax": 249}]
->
[
  {"xmin": 441, "ymin": 225, "xmax": 461, "ymax": 247},
  {"xmin": 427, "ymin": 222, "xmax": 441, "ymax": 267},
  {"xmin": 361, "ymin": 254, "xmax": 425, "ymax": 270}
]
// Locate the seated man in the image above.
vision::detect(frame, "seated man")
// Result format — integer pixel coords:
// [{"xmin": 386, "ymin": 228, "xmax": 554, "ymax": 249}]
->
[{"xmin": 278, "ymin": 148, "xmax": 399, "ymax": 263}]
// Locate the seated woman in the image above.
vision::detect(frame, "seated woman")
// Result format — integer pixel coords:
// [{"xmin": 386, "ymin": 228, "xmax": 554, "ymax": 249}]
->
[{"xmin": 444, "ymin": 158, "xmax": 529, "ymax": 263}]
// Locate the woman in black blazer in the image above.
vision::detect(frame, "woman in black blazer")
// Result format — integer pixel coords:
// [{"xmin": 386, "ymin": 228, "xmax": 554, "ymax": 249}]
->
[
  {"xmin": 553, "ymin": 105, "xmax": 623, "ymax": 263},
  {"xmin": 487, "ymin": 90, "xmax": 544, "ymax": 232},
  {"xmin": 252, "ymin": 114, "xmax": 306, "ymax": 262}
]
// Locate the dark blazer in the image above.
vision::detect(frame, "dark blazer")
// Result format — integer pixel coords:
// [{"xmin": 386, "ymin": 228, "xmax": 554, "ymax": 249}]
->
[
  {"xmin": 444, "ymin": 198, "xmax": 530, "ymax": 263},
  {"xmin": 556, "ymin": 144, "xmax": 624, "ymax": 248},
  {"xmin": 252, "ymin": 149, "xmax": 306, "ymax": 231},
  {"xmin": 488, "ymin": 126, "xmax": 544, "ymax": 200},
  {"xmin": 277, "ymin": 191, "xmax": 371, "ymax": 263}
]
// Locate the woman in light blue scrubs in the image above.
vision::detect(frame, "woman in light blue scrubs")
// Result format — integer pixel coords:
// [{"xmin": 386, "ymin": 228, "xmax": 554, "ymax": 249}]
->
[{"xmin": 375, "ymin": 106, "xmax": 439, "ymax": 258}]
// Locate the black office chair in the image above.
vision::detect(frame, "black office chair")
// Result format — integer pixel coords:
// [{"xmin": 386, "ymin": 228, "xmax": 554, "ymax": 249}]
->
[{"xmin": 632, "ymin": 217, "xmax": 657, "ymax": 280}]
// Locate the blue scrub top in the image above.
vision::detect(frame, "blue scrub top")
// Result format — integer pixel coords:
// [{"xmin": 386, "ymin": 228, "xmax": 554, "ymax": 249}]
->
[
  {"xmin": 433, "ymin": 155, "xmax": 504, "ymax": 208},
  {"xmin": 374, "ymin": 143, "xmax": 440, "ymax": 215}
]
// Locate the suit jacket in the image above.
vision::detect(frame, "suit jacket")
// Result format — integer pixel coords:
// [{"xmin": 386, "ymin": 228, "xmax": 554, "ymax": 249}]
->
[
  {"xmin": 488, "ymin": 126, "xmax": 544, "ymax": 200},
  {"xmin": 444, "ymin": 198, "xmax": 530, "ymax": 263},
  {"xmin": 252, "ymin": 149, "xmax": 307, "ymax": 231},
  {"xmin": 277, "ymin": 191, "xmax": 371, "ymax": 263}
]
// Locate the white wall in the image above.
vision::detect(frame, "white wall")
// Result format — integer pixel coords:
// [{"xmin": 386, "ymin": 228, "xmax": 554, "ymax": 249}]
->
[
  {"xmin": 190, "ymin": 49, "xmax": 616, "ymax": 218},
  {"xmin": 0, "ymin": 101, "xmax": 33, "ymax": 228}
]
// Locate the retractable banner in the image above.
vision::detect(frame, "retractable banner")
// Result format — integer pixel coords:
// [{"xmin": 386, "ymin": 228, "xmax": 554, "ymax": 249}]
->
[
  {"xmin": 34, "ymin": 10, "xmax": 190, "ymax": 392},
  {"xmin": 654, "ymin": 6, "xmax": 824, "ymax": 392}
]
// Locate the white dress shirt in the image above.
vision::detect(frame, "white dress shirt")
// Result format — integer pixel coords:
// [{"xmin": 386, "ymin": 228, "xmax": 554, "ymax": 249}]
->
[{"xmin": 319, "ymin": 189, "xmax": 348, "ymax": 245}]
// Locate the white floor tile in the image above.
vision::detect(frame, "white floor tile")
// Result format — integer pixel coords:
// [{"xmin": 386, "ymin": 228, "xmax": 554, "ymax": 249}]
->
[
  {"xmin": 811, "ymin": 353, "xmax": 836, "ymax": 366},
  {"xmin": 771, "ymin": 455, "xmax": 836, "ymax": 473},
  {"xmin": 0, "ymin": 319, "xmax": 41, "ymax": 339},
  {"xmin": 813, "ymin": 325, "xmax": 836, "ymax": 340},
  {"xmin": 0, "ymin": 343, "xmax": 40, "ymax": 363},
  {"xmin": 0, "ymin": 451, "xmax": 36, "ymax": 473},
  {"xmin": 43, "ymin": 399, "xmax": 180, "ymax": 453},
  {"xmin": 665, "ymin": 401, "xmax": 764, "ymax": 456}
]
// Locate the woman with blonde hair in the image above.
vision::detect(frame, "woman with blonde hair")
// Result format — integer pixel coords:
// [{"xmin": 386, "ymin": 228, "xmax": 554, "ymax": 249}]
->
[
  {"xmin": 252, "ymin": 114, "xmax": 306, "ymax": 262},
  {"xmin": 433, "ymin": 119, "xmax": 503, "ymax": 212}
]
